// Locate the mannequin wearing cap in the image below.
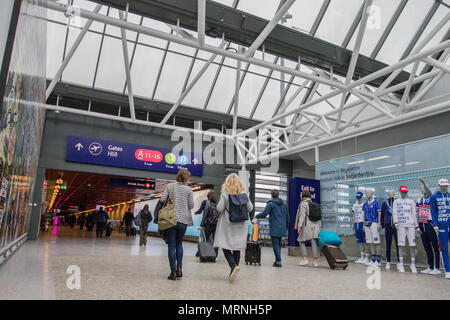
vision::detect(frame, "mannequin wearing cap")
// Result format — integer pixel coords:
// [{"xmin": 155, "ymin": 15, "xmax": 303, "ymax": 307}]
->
[
  {"xmin": 352, "ymin": 192, "xmax": 368, "ymax": 264},
  {"xmin": 362, "ymin": 190, "xmax": 382, "ymax": 266},
  {"xmin": 416, "ymin": 179, "xmax": 441, "ymax": 275},
  {"xmin": 392, "ymin": 185, "xmax": 419, "ymax": 273},
  {"xmin": 381, "ymin": 190, "xmax": 399, "ymax": 270},
  {"xmin": 430, "ymin": 178, "xmax": 450, "ymax": 279}
]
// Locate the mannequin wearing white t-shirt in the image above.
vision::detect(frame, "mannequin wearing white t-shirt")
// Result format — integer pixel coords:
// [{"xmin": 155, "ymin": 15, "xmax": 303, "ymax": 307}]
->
[
  {"xmin": 393, "ymin": 188, "xmax": 419, "ymax": 273},
  {"xmin": 353, "ymin": 195, "xmax": 368, "ymax": 264}
]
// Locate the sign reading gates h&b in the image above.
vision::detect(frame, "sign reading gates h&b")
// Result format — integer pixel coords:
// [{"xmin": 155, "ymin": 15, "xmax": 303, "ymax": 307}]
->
[{"xmin": 66, "ymin": 136, "xmax": 203, "ymax": 176}]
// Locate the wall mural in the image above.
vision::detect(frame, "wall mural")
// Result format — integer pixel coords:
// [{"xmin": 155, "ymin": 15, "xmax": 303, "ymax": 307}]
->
[{"xmin": 0, "ymin": 0, "xmax": 46, "ymax": 249}]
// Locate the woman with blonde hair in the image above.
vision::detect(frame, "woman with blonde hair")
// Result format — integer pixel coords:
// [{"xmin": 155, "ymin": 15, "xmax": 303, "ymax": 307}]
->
[{"xmin": 214, "ymin": 173, "xmax": 253, "ymax": 282}]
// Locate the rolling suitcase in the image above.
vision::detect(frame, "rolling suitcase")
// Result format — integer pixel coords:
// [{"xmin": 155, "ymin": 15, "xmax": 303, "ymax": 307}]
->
[
  {"xmin": 130, "ymin": 227, "xmax": 137, "ymax": 237},
  {"xmin": 198, "ymin": 230, "xmax": 216, "ymax": 262},
  {"xmin": 245, "ymin": 221, "xmax": 261, "ymax": 266},
  {"xmin": 105, "ymin": 225, "xmax": 112, "ymax": 238},
  {"xmin": 322, "ymin": 244, "xmax": 348, "ymax": 270}
]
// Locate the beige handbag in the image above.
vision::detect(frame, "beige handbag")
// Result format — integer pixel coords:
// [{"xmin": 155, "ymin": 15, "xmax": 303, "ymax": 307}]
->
[{"xmin": 158, "ymin": 184, "xmax": 177, "ymax": 230}]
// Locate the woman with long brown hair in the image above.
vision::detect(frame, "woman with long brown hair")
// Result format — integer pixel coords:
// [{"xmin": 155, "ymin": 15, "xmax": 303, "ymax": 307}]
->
[
  {"xmin": 160, "ymin": 168, "xmax": 194, "ymax": 280},
  {"xmin": 214, "ymin": 173, "xmax": 253, "ymax": 282}
]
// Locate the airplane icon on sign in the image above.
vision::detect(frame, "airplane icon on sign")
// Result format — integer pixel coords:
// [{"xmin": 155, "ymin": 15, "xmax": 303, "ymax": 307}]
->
[{"xmin": 88, "ymin": 142, "xmax": 103, "ymax": 155}]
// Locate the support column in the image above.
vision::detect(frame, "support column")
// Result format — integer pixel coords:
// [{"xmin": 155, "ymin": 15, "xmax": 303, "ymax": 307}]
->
[{"xmin": 28, "ymin": 166, "xmax": 45, "ymax": 240}]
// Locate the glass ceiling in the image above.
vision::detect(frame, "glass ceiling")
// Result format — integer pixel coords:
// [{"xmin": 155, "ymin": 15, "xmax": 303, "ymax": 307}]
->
[{"xmin": 46, "ymin": 0, "xmax": 450, "ymax": 126}]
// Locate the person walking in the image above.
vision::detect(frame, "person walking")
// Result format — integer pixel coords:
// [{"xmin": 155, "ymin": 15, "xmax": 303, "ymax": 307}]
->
[
  {"xmin": 95, "ymin": 207, "xmax": 109, "ymax": 238},
  {"xmin": 122, "ymin": 208, "xmax": 135, "ymax": 237},
  {"xmin": 136, "ymin": 204, "xmax": 153, "ymax": 246},
  {"xmin": 79, "ymin": 214, "xmax": 86, "ymax": 231},
  {"xmin": 199, "ymin": 193, "xmax": 220, "ymax": 257},
  {"xmin": 161, "ymin": 168, "xmax": 194, "ymax": 281},
  {"xmin": 214, "ymin": 173, "xmax": 253, "ymax": 283},
  {"xmin": 194, "ymin": 191, "xmax": 215, "ymax": 257},
  {"xmin": 295, "ymin": 190, "xmax": 321, "ymax": 267},
  {"xmin": 256, "ymin": 189, "xmax": 290, "ymax": 267}
]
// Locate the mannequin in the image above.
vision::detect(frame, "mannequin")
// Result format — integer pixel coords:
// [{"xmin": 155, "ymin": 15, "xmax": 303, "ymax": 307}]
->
[
  {"xmin": 362, "ymin": 190, "xmax": 382, "ymax": 266},
  {"xmin": 417, "ymin": 179, "xmax": 441, "ymax": 275},
  {"xmin": 393, "ymin": 185, "xmax": 419, "ymax": 273},
  {"xmin": 353, "ymin": 191, "xmax": 368, "ymax": 264},
  {"xmin": 381, "ymin": 190, "xmax": 399, "ymax": 269},
  {"xmin": 430, "ymin": 178, "xmax": 450, "ymax": 279}
]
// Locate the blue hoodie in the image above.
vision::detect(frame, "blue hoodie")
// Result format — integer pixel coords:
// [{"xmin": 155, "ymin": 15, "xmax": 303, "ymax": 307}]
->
[
  {"xmin": 256, "ymin": 198, "xmax": 290, "ymax": 237},
  {"xmin": 430, "ymin": 191, "xmax": 450, "ymax": 227}
]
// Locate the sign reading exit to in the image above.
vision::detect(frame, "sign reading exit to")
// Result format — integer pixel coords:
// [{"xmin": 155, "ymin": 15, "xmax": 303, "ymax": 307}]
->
[{"xmin": 66, "ymin": 136, "xmax": 203, "ymax": 176}]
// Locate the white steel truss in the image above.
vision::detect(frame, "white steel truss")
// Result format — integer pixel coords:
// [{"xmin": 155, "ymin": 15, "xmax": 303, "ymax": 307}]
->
[{"xmin": 40, "ymin": 0, "xmax": 450, "ymax": 164}]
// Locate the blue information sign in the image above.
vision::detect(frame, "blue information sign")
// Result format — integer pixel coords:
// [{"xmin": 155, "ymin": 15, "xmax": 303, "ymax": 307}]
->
[
  {"xmin": 66, "ymin": 136, "xmax": 203, "ymax": 176},
  {"xmin": 109, "ymin": 178, "xmax": 155, "ymax": 190}
]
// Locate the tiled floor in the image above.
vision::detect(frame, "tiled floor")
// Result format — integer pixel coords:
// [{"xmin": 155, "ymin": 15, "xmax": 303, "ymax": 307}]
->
[{"xmin": 0, "ymin": 226, "xmax": 449, "ymax": 300}]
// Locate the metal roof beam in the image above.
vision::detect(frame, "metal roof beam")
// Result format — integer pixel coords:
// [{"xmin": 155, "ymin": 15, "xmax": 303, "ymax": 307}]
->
[{"xmin": 88, "ymin": 0, "xmax": 411, "ymax": 88}]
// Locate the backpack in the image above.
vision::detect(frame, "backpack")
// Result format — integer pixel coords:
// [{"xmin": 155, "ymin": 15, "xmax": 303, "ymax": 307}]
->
[
  {"xmin": 206, "ymin": 203, "xmax": 220, "ymax": 225},
  {"xmin": 308, "ymin": 201, "xmax": 322, "ymax": 222},
  {"xmin": 134, "ymin": 213, "xmax": 141, "ymax": 227},
  {"xmin": 227, "ymin": 194, "xmax": 249, "ymax": 223}
]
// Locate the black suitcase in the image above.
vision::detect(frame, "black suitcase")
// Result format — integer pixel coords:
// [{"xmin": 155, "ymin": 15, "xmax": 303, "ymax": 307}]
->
[
  {"xmin": 105, "ymin": 226, "xmax": 112, "ymax": 237},
  {"xmin": 198, "ymin": 230, "xmax": 216, "ymax": 262},
  {"xmin": 245, "ymin": 242, "xmax": 261, "ymax": 265},
  {"xmin": 322, "ymin": 245, "xmax": 348, "ymax": 270},
  {"xmin": 130, "ymin": 227, "xmax": 137, "ymax": 237}
]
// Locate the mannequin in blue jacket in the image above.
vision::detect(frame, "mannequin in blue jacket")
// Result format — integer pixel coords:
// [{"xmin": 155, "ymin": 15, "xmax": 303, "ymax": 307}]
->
[
  {"xmin": 256, "ymin": 189, "xmax": 290, "ymax": 267},
  {"xmin": 430, "ymin": 178, "xmax": 450, "ymax": 279}
]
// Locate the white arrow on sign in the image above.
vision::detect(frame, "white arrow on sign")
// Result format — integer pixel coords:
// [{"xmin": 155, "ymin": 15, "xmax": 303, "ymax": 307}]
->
[{"xmin": 75, "ymin": 143, "xmax": 83, "ymax": 151}]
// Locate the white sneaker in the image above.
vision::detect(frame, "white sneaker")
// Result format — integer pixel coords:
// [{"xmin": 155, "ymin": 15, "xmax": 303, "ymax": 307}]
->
[
  {"xmin": 445, "ymin": 272, "xmax": 450, "ymax": 279},
  {"xmin": 375, "ymin": 261, "xmax": 382, "ymax": 267},
  {"xmin": 355, "ymin": 257, "xmax": 364, "ymax": 264},
  {"xmin": 398, "ymin": 263, "xmax": 405, "ymax": 273},
  {"xmin": 429, "ymin": 268, "xmax": 441, "ymax": 275},
  {"xmin": 313, "ymin": 261, "xmax": 319, "ymax": 268},
  {"xmin": 385, "ymin": 262, "xmax": 391, "ymax": 270},
  {"xmin": 410, "ymin": 264, "xmax": 417, "ymax": 274},
  {"xmin": 298, "ymin": 260, "xmax": 309, "ymax": 266},
  {"xmin": 361, "ymin": 257, "xmax": 370, "ymax": 265},
  {"xmin": 420, "ymin": 267, "xmax": 432, "ymax": 274}
]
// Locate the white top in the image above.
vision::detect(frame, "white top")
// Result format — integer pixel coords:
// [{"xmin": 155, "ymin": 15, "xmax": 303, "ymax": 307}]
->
[
  {"xmin": 352, "ymin": 202, "xmax": 364, "ymax": 223},
  {"xmin": 393, "ymin": 198, "xmax": 418, "ymax": 228}
]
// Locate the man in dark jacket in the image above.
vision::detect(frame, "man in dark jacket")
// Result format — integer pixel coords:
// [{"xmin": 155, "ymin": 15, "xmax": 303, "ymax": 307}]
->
[
  {"xmin": 122, "ymin": 208, "xmax": 134, "ymax": 237},
  {"xmin": 256, "ymin": 189, "xmax": 290, "ymax": 267},
  {"xmin": 95, "ymin": 207, "xmax": 109, "ymax": 238},
  {"xmin": 136, "ymin": 205, "xmax": 152, "ymax": 246}
]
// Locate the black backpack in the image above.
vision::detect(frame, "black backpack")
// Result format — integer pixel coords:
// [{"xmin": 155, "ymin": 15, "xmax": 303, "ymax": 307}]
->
[
  {"xmin": 308, "ymin": 201, "xmax": 322, "ymax": 222},
  {"xmin": 206, "ymin": 203, "xmax": 220, "ymax": 225},
  {"xmin": 228, "ymin": 194, "xmax": 249, "ymax": 223}
]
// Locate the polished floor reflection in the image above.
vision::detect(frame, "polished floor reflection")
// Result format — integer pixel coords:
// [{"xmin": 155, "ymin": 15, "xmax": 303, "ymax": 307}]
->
[{"xmin": 0, "ymin": 226, "xmax": 449, "ymax": 300}]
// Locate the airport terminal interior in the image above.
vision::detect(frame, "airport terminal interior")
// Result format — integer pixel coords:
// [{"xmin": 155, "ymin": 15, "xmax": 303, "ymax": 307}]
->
[{"xmin": 0, "ymin": 0, "xmax": 449, "ymax": 300}]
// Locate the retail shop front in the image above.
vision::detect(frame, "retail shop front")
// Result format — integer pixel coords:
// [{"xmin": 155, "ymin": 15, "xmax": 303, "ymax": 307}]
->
[{"xmin": 315, "ymin": 134, "xmax": 450, "ymax": 266}]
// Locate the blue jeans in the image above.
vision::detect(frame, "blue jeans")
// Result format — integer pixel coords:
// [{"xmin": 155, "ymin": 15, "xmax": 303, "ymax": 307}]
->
[
  {"xmin": 271, "ymin": 237, "xmax": 282, "ymax": 262},
  {"xmin": 165, "ymin": 222, "xmax": 187, "ymax": 271}
]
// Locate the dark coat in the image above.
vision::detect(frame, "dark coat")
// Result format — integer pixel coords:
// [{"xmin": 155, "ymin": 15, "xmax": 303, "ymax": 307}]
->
[{"xmin": 256, "ymin": 198, "xmax": 290, "ymax": 237}]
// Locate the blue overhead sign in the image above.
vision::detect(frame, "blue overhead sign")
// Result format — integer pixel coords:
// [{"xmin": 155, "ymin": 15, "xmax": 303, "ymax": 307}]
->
[
  {"xmin": 66, "ymin": 136, "xmax": 203, "ymax": 176},
  {"xmin": 109, "ymin": 178, "xmax": 155, "ymax": 190}
]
